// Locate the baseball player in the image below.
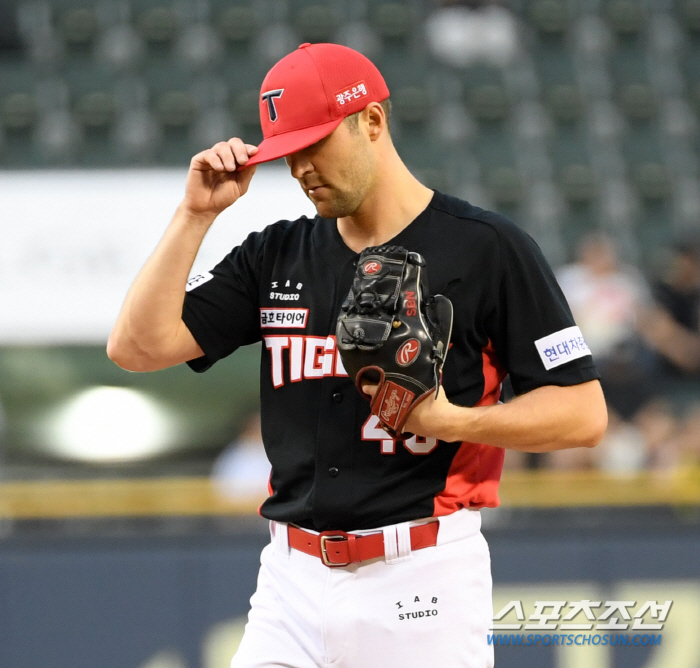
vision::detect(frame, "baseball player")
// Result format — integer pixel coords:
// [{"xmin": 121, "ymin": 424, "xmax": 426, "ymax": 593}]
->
[{"xmin": 108, "ymin": 43, "xmax": 607, "ymax": 668}]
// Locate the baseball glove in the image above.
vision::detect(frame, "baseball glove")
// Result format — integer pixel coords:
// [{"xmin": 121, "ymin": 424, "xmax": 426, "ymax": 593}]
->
[{"xmin": 336, "ymin": 245, "xmax": 453, "ymax": 437}]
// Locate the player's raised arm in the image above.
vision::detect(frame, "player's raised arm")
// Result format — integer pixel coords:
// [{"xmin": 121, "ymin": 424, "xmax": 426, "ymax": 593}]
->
[{"xmin": 107, "ymin": 139, "xmax": 258, "ymax": 372}]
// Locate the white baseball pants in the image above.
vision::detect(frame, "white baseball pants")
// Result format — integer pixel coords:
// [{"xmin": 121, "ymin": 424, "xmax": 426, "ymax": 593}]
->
[{"xmin": 230, "ymin": 508, "xmax": 495, "ymax": 668}]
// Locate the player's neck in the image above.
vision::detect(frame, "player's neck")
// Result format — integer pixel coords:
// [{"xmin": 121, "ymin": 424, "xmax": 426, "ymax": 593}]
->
[{"xmin": 337, "ymin": 154, "xmax": 433, "ymax": 254}]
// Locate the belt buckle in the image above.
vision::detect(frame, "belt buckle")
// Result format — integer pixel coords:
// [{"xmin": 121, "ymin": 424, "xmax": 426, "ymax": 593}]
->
[{"xmin": 320, "ymin": 532, "xmax": 350, "ymax": 567}]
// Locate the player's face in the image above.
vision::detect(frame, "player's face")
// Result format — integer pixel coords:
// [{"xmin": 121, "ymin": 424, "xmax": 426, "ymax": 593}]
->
[{"xmin": 285, "ymin": 120, "xmax": 377, "ymax": 218}]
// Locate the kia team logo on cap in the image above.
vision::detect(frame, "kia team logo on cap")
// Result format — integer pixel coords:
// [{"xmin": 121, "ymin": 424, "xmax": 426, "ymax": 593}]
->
[
  {"xmin": 362, "ymin": 260, "xmax": 382, "ymax": 275},
  {"xmin": 261, "ymin": 89, "xmax": 284, "ymax": 122},
  {"xmin": 397, "ymin": 339, "xmax": 421, "ymax": 367}
]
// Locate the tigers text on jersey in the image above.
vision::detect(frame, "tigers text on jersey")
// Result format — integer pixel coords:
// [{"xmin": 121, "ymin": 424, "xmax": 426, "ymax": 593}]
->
[{"xmin": 182, "ymin": 191, "xmax": 599, "ymax": 531}]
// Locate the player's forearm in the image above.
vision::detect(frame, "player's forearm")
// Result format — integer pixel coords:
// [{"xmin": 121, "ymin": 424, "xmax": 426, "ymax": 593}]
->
[
  {"xmin": 438, "ymin": 380, "xmax": 608, "ymax": 452},
  {"xmin": 107, "ymin": 204, "xmax": 215, "ymax": 370}
]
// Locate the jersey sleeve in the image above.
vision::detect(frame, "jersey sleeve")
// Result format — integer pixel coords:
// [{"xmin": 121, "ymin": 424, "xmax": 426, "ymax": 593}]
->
[
  {"xmin": 182, "ymin": 229, "xmax": 266, "ymax": 372},
  {"xmin": 485, "ymin": 218, "xmax": 600, "ymax": 395}
]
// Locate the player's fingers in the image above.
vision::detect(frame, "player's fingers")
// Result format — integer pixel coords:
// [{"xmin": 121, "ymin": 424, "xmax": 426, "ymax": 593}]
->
[
  {"xmin": 191, "ymin": 148, "xmax": 225, "ymax": 172},
  {"xmin": 226, "ymin": 138, "xmax": 257, "ymax": 169},
  {"xmin": 212, "ymin": 141, "xmax": 241, "ymax": 172},
  {"xmin": 362, "ymin": 384, "xmax": 378, "ymax": 397},
  {"xmin": 194, "ymin": 143, "xmax": 239, "ymax": 172}
]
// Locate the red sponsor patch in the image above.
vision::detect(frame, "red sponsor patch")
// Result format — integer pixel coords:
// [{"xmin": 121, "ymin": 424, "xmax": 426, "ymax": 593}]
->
[
  {"xmin": 362, "ymin": 260, "xmax": 382, "ymax": 275},
  {"xmin": 396, "ymin": 339, "xmax": 421, "ymax": 367},
  {"xmin": 335, "ymin": 81, "xmax": 368, "ymax": 108}
]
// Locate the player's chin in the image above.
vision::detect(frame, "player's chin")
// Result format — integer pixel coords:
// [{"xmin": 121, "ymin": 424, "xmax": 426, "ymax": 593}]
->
[
  {"xmin": 312, "ymin": 193, "xmax": 359, "ymax": 219},
  {"xmin": 313, "ymin": 203, "xmax": 334, "ymax": 218},
  {"xmin": 310, "ymin": 195, "xmax": 340, "ymax": 218}
]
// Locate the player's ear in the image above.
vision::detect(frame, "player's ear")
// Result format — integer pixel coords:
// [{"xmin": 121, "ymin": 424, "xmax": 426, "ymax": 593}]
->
[{"xmin": 364, "ymin": 102, "xmax": 386, "ymax": 141}]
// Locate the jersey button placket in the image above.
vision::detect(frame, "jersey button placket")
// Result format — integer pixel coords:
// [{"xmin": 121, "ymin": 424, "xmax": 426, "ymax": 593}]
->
[
  {"xmin": 328, "ymin": 467, "xmax": 339, "ymax": 477},
  {"xmin": 332, "ymin": 392, "xmax": 343, "ymax": 403}
]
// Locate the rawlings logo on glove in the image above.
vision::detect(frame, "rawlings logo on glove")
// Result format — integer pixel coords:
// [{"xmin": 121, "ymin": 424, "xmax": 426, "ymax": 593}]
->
[{"xmin": 336, "ymin": 245, "xmax": 454, "ymax": 437}]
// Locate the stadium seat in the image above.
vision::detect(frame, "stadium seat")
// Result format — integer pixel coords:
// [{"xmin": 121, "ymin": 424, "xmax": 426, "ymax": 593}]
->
[
  {"xmin": 176, "ymin": 23, "xmax": 223, "ymax": 70},
  {"xmin": 191, "ymin": 107, "xmax": 238, "ymax": 151},
  {"xmin": 531, "ymin": 38, "xmax": 577, "ymax": 88},
  {"xmin": 548, "ymin": 126, "xmax": 591, "ymax": 176},
  {"xmin": 335, "ymin": 21, "xmax": 382, "ymax": 59},
  {"xmin": 1, "ymin": 92, "xmax": 37, "ymax": 131},
  {"xmin": 391, "ymin": 86, "xmax": 431, "ymax": 126},
  {"xmin": 618, "ymin": 83, "xmax": 658, "ymax": 121},
  {"xmin": 471, "ymin": 125, "xmax": 515, "ymax": 172},
  {"xmin": 486, "ymin": 166, "xmax": 524, "ymax": 207},
  {"xmin": 113, "ymin": 75, "xmax": 150, "ymax": 115},
  {"xmin": 136, "ymin": 6, "xmax": 179, "ymax": 49},
  {"xmin": 527, "ymin": 180, "xmax": 567, "ymax": 239},
  {"xmin": 253, "ymin": 22, "xmax": 298, "ymax": 66},
  {"xmin": 15, "ymin": 0, "xmax": 63, "ymax": 67},
  {"xmin": 512, "ymin": 100, "xmax": 553, "ymax": 141},
  {"xmin": 74, "ymin": 91, "xmax": 116, "ymax": 130},
  {"xmin": 56, "ymin": 7, "xmax": 98, "ymax": 51},
  {"xmin": 672, "ymin": 176, "xmax": 700, "ymax": 228},
  {"xmin": 660, "ymin": 98, "xmax": 697, "ymax": 139},
  {"xmin": 217, "ymin": 5, "xmax": 259, "ymax": 48},
  {"xmin": 113, "ymin": 106, "xmax": 161, "ymax": 162},
  {"xmin": 604, "ymin": 0, "xmax": 646, "ymax": 38},
  {"xmin": 572, "ymin": 14, "xmax": 613, "ymax": 58},
  {"xmin": 431, "ymin": 101, "xmax": 474, "ymax": 144},
  {"xmin": 372, "ymin": 2, "xmax": 415, "ymax": 42},
  {"xmin": 154, "ymin": 90, "xmax": 197, "ymax": 129},
  {"xmin": 34, "ymin": 108, "xmax": 82, "ymax": 162},
  {"xmin": 559, "ymin": 163, "xmax": 597, "ymax": 204},
  {"xmin": 96, "ymin": 23, "xmax": 145, "ymax": 71},
  {"xmin": 633, "ymin": 162, "xmax": 672, "ymax": 202},
  {"xmin": 294, "ymin": 4, "xmax": 338, "ymax": 44},
  {"xmin": 587, "ymin": 100, "xmax": 626, "ymax": 140},
  {"xmin": 546, "ymin": 84, "xmax": 584, "ymax": 124},
  {"xmin": 72, "ymin": 89, "xmax": 116, "ymax": 165},
  {"xmin": 680, "ymin": 0, "xmax": 700, "ymax": 35},
  {"xmin": 622, "ymin": 123, "xmax": 663, "ymax": 171},
  {"xmin": 528, "ymin": 0, "xmax": 569, "ymax": 38},
  {"xmin": 467, "ymin": 84, "xmax": 510, "ymax": 123},
  {"xmin": 648, "ymin": 13, "xmax": 683, "ymax": 55},
  {"xmin": 607, "ymin": 28, "xmax": 650, "ymax": 89}
]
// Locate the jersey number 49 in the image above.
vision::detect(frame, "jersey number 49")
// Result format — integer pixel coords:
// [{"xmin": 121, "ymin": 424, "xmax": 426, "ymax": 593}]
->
[{"xmin": 362, "ymin": 415, "xmax": 438, "ymax": 455}]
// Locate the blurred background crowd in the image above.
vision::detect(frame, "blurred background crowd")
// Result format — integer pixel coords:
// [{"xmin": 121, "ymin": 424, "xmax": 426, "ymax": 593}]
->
[{"xmin": 1, "ymin": 0, "xmax": 700, "ymax": 490}]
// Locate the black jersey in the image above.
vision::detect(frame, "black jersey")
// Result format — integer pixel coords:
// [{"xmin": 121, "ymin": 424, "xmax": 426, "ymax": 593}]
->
[{"xmin": 183, "ymin": 191, "xmax": 599, "ymax": 531}]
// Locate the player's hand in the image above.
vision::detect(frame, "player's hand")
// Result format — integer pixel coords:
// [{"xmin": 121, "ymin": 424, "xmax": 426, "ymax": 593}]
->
[
  {"xmin": 183, "ymin": 139, "xmax": 259, "ymax": 218},
  {"xmin": 361, "ymin": 383, "xmax": 459, "ymax": 442}
]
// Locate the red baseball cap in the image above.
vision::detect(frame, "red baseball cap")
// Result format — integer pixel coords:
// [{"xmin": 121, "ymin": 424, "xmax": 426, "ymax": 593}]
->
[{"xmin": 245, "ymin": 43, "xmax": 390, "ymax": 167}]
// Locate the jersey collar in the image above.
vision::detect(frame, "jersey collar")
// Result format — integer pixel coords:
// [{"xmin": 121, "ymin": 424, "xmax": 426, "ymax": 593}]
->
[{"xmin": 313, "ymin": 190, "xmax": 439, "ymax": 268}]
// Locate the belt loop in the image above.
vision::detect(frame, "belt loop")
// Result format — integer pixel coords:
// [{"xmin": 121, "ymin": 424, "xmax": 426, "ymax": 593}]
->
[
  {"xmin": 383, "ymin": 526, "xmax": 398, "ymax": 563},
  {"xmin": 396, "ymin": 522, "xmax": 412, "ymax": 560},
  {"xmin": 272, "ymin": 520, "xmax": 291, "ymax": 557},
  {"xmin": 383, "ymin": 524, "xmax": 412, "ymax": 565}
]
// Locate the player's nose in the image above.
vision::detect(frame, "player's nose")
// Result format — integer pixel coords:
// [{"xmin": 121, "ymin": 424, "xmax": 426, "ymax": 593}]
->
[{"xmin": 285, "ymin": 151, "xmax": 313, "ymax": 179}]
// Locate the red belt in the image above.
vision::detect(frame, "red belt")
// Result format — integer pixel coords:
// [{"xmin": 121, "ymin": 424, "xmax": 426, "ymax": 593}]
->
[{"xmin": 287, "ymin": 522, "xmax": 440, "ymax": 567}]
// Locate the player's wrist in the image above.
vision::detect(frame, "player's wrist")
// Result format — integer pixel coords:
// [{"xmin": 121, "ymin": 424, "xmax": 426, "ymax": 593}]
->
[
  {"xmin": 437, "ymin": 401, "xmax": 469, "ymax": 442},
  {"xmin": 176, "ymin": 202, "xmax": 218, "ymax": 228}
]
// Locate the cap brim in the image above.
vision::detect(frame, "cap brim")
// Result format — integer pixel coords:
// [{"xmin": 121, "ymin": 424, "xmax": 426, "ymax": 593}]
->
[{"xmin": 245, "ymin": 117, "xmax": 345, "ymax": 167}]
